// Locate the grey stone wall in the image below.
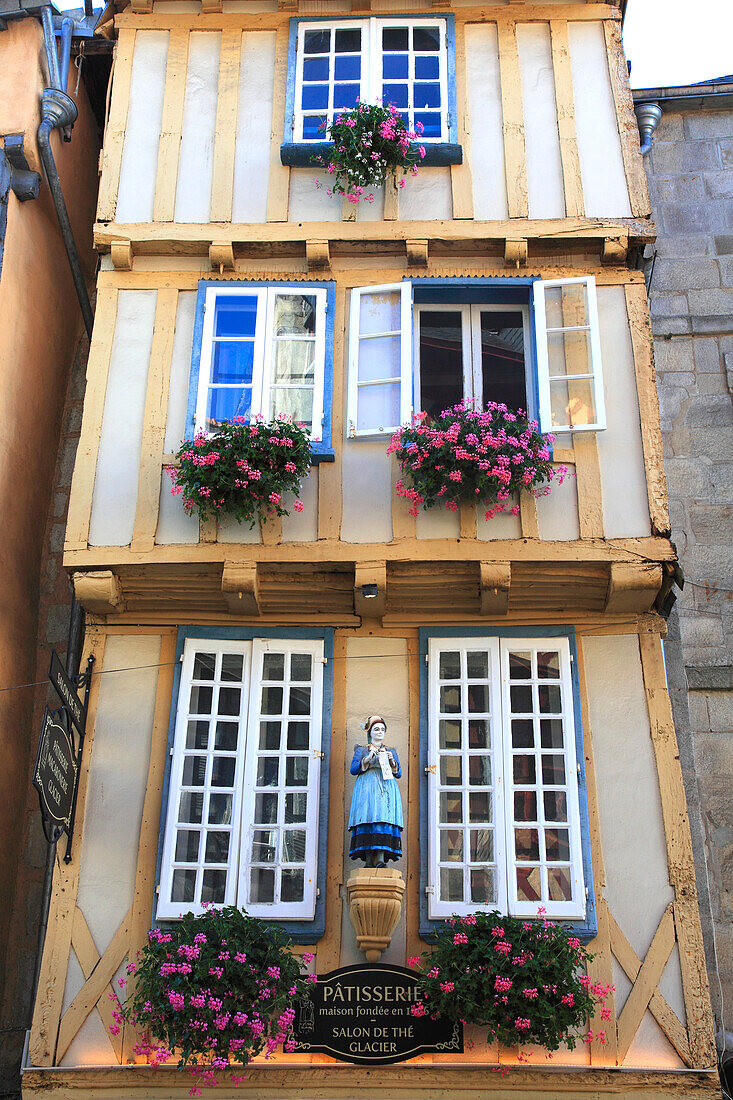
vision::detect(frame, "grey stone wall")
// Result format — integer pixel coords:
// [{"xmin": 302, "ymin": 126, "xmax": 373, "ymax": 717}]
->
[{"xmin": 643, "ymin": 104, "xmax": 733, "ymax": 1037}]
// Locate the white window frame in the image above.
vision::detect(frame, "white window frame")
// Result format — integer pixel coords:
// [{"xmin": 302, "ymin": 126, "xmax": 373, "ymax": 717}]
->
[
  {"xmin": 413, "ymin": 302, "xmax": 532, "ymax": 414},
  {"xmin": 533, "ymin": 275, "xmax": 606, "ymax": 433},
  {"xmin": 157, "ymin": 637, "xmax": 324, "ymax": 922},
  {"xmin": 347, "ymin": 282, "xmax": 413, "ymax": 438},
  {"xmin": 426, "ymin": 636, "xmax": 586, "ymax": 922},
  {"xmin": 195, "ymin": 285, "xmax": 327, "ymax": 443},
  {"xmin": 294, "ymin": 17, "xmax": 449, "ymax": 144}
]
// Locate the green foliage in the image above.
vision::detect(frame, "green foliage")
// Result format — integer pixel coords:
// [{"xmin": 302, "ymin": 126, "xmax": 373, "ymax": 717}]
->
[
  {"xmin": 408, "ymin": 911, "xmax": 612, "ymax": 1051},
  {"xmin": 315, "ymin": 102, "xmax": 425, "ymax": 203},
  {"xmin": 168, "ymin": 417, "xmax": 311, "ymax": 527}
]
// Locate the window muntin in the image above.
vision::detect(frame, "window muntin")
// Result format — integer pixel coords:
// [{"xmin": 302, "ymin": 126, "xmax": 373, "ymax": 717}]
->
[
  {"xmin": 195, "ymin": 286, "xmax": 327, "ymax": 442},
  {"xmin": 415, "ymin": 303, "xmax": 530, "ymax": 420},
  {"xmin": 294, "ymin": 18, "xmax": 449, "ymax": 144},
  {"xmin": 427, "ymin": 637, "xmax": 585, "ymax": 921},
  {"xmin": 534, "ymin": 276, "xmax": 606, "ymax": 432},
  {"xmin": 158, "ymin": 638, "xmax": 324, "ymax": 921}
]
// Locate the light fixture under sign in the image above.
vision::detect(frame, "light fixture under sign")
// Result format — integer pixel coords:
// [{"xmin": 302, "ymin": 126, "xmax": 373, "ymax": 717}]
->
[{"xmin": 361, "ymin": 584, "xmax": 379, "ymax": 599}]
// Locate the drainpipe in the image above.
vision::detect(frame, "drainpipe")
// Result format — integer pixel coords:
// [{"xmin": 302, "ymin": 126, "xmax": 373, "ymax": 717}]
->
[
  {"xmin": 37, "ymin": 87, "xmax": 94, "ymax": 339},
  {"xmin": 634, "ymin": 101, "xmax": 663, "ymax": 155}
]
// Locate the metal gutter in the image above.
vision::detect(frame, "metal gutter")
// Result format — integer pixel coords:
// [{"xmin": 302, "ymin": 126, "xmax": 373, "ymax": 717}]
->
[{"xmin": 632, "ymin": 82, "xmax": 733, "ymax": 111}]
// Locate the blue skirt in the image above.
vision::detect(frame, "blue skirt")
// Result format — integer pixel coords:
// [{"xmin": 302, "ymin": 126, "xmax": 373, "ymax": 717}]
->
[{"xmin": 349, "ymin": 822, "xmax": 402, "ymax": 862}]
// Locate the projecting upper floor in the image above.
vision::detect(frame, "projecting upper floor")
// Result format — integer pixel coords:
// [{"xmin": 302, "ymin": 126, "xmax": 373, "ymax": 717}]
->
[{"xmin": 96, "ymin": 0, "xmax": 650, "ymax": 243}]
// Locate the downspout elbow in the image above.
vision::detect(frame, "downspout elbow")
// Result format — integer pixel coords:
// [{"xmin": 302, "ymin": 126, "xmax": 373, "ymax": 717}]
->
[
  {"xmin": 37, "ymin": 89, "xmax": 94, "ymax": 340},
  {"xmin": 634, "ymin": 101, "xmax": 663, "ymax": 157}
]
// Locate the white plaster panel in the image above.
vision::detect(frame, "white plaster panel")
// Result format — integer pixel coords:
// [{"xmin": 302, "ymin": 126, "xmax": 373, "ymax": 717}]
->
[
  {"xmin": 341, "ymin": 442, "xmax": 392, "ymax": 544},
  {"xmin": 89, "ymin": 290, "xmax": 157, "ymax": 547},
  {"xmin": 61, "ymin": 1005, "xmax": 117, "ymax": 1067},
  {"xmin": 398, "ymin": 168, "xmax": 452, "ymax": 221},
  {"xmin": 624, "ymin": 1011, "xmax": 684, "ymax": 1069},
  {"xmin": 282, "ymin": 468, "xmax": 319, "ymax": 542},
  {"xmin": 60, "ymin": 949, "xmax": 84, "ymax": 1017},
  {"xmin": 116, "ymin": 31, "xmax": 168, "ymax": 223},
  {"xmin": 174, "ymin": 32, "xmax": 222, "ymax": 223},
  {"xmin": 466, "ymin": 23, "xmax": 508, "ymax": 221},
  {"xmin": 162, "ymin": 291, "xmax": 197, "ymax": 455},
  {"xmin": 568, "ymin": 22, "xmax": 631, "ymax": 218},
  {"xmin": 76, "ymin": 636, "xmax": 161, "ymax": 956},
  {"xmin": 582, "ymin": 635, "xmax": 674, "ymax": 958},
  {"xmin": 356, "ymin": 185, "xmax": 385, "ymax": 221},
  {"xmin": 596, "ymin": 287, "xmax": 650, "ymax": 539},
  {"xmin": 536, "ymin": 466, "xmax": 580, "ymax": 541},
  {"xmin": 232, "ymin": 32, "xmax": 276, "ymax": 223},
  {"xmin": 416, "ymin": 503, "xmax": 460, "ymax": 540},
  {"xmin": 477, "ymin": 502, "xmax": 522, "ymax": 541},
  {"xmin": 341, "ymin": 638, "xmax": 409, "ymax": 967},
  {"xmin": 289, "ymin": 169, "xmax": 342, "ymax": 222},
  {"xmin": 156, "ymin": 469, "xmax": 200, "ymax": 544},
  {"xmin": 218, "ymin": 513, "xmax": 262, "ymax": 543},
  {"xmin": 517, "ymin": 23, "xmax": 565, "ymax": 220},
  {"xmin": 659, "ymin": 942, "xmax": 687, "ymax": 1026}
]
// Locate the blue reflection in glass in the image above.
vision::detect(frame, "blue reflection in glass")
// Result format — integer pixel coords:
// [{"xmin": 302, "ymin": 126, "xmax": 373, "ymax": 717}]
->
[
  {"xmin": 215, "ymin": 295, "xmax": 258, "ymax": 338},
  {"xmin": 334, "ymin": 83, "xmax": 359, "ymax": 109},
  {"xmin": 414, "ymin": 82, "xmax": 440, "ymax": 109},
  {"xmin": 207, "ymin": 387, "xmax": 252, "ymax": 425},
  {"xmin": 415, "ymin": 55, "xmax": 439, "ymax": 80},
  {"xmin": 302, "ymin": 84, "xmax": 329, "ymax": 111},
  {"xmin": 303, "ymin": 114, "xmax": 327, "ymax": 139},
  {"xmin": 303, "ymin": 57, "xmax": 329, "ymax": 81},
  {"xmin": 382, "ymin": 83, "xmax": 408, "ymax": 108},
  {"xmin": 212, "ymin": 342, "xmax": 254, "ymax": 385},
  {"xmin": 334, "ymin": 54, "xmax": 360, "ymax": 80},
  {"xmin": 382, "ymin": 54, "xmax": 408, "ymax": 79},
  {"xmin": 415, "ymin": 111, "xmax": 441, "ymax": 138}
]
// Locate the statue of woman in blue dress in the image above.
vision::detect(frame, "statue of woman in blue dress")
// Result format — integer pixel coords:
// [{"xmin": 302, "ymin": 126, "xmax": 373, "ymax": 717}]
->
[{"xmin": 348, "ymin": 715, "xmax": 403, "ymax": 868}]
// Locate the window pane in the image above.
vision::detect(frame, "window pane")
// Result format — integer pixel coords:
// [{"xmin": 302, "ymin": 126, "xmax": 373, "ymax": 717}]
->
[
  {"xmin": 289, "ymin": 686, "xmax": 311, "ymax": 715},
  {"xmin": 302, "ymin": 83, "xmax": 330, "ymax": 111},
  {"xmin": 285, "ymin": 792, "xmax": 308, "ymax": 822},
  {"xmin": 257, "ymin": 757, "xmax": 279, "ymax": 787},
  {"xmin": 415, "ymin": 54, "xmax": 439, "ymax": 79},
  {"xmin": 537, "ymin": 651, "xmax": 560, "ymax": 679},
  {"xmin": 172, "ymin": 868, "xmax": 196, "ymax": 903},
  {"xmin": 282, "ymin": 868, "xmax": 305, "ymax": 902},
  {"xmin": 335, "ymin": 27, "xmax": 360, "ymax": 52},
  {"xmin": 382, "ymin": 27, "xmax": 408, "ymax": 50},
  {"xmin": 205, "ymin": 831, "xmax": 230, "ymax": 864},
  {"xmin": 287, "ymin": 721, "xmax": 310, "ymax": 750},
  {"xmin": 212, "ymin": 758, "xmax": 235, "ymax": 787},
  {"xmin": 516, "ymin": 865, "xmax": 541, "ymax": 902},
  {"xmin": 468, "ymin": 792, "xmax": 491, "ymax": 822},
  {"xmin": 215, "ymin": 721, "xmax": 238, "ymax": 751},
  {"xmin": 544, "ymin": 790, "xmax": 567, "ymax": 822},
  {"xmin": 470, "ymin": 868, "xmax": 495, "ymax": 904},
  {"xmin": 175, "ymin": 830, "xmax": 200, "ymax": 862},
  {"xmin": 419, "ymin": 311, "xmax": 463, "ymax": 420},
  {"xmin": 274, "ymin": 294, "xmax": 316, "ymax": 337},
  {"xmin": 440, "ymin": 829, "xmax": 463, "ymax": 861},
  {"xmin": 252, "ymin": 829, "xmax": 277, "ymax": 862},
  {"xmin": 193, "ymin": 653, "xmax": 216, "ymax": 680},
  {"xmin": 282, "ymin": 829, "xmax": 307, "ymax": 862},
  {"xmin": 360, "ymin": 291, "xmax": 401, "ymax": 335},
  {"xmin": 510, "ymin": 684, "xmax": 533, "ymax": 713},
  {"xmin": 415, "ymin": 112, "xmax": 441, "ymax": 138},
  {"xmin": 538, "ymin": 684, "xmax": 562, "ymax": 714},
  {"xmin": 544, "ymin": 282, "xmax": 589, "ymax": 329},
  {"xmin": 468, "ymin": 720, "xmax": 489, "ymax": 749},
  {"xmin": 211, "ymin": 341, "xmax": 254, "ymax": 385},
  {"xmin": 440, "ymin": 867, "xmax": 463, "ymax": 902},
  {"xmin": 480, "ymin": 311, "xmax": 527, "ymax": 411},
  {"xmin": 511, "ymin": 719, "xmax": 535, "ymax": 749},
  {"xmin": 190, "ymin": 685, "xmax": 212, "ymax": 714},
  {"xmin": 304, "ymin": 29, "xmax": 330, "ymax": 53},
  {"xmin": 414, "ymin": 82, "xmax": 440, "ymax": 109},
  {"xmin": 468, "ymin": 756, "xmax": 491, "ymax": 786},
  {"xmin": 250, "ymin": 867, "xmax": 275, "ymax": 903},
  {"xmin": 357, "ymin": 334, "xmax": 401, "ymax": 383},
  {"xmin": 218, "ymin": 686, "xmax": 241, "ymax": 716},
  {"xmin": 542, "ymin": 755, "xmax": 565, "ymax": 785},
  {"xmin": 466, "ymin": 651, "xmax": 488, "ymax": 679},
  {"xmin": 302, "ymin": 114, "xmax": 327, "ymax": 140},
  {"xmin": 549, "ymin": 376, "xmax": 596, "ymax": 428},
  {"xmin": 548, "ymin": 867, "xmax": 572, "ymax": 902},
  {"xmin": 440, "ymin": 792, "xmax": 462, "ymax": 824},
  {"xmin": 440, "ymin": 685, "xmax": 461, "ymax": 714},
  {"xmin": 259, "ymin": 721, "xmax": 281, "ymax": 750},
  {"xmin": 269, "ymin": 387, "xmax": 314, "ymax": 433},
  {"xmin": 383, "ymin": 54, "xmax": 408, "ymax": 79},
  {"xmin": 513, "ymin": 755, "xmax": 536, "ymax": 784},
  {"xmin": 221, "ymin": 653, "xmax": 244, "ymax": 682},
  {"xmin": 514, "ymin": 791, "xmax": 537, "ymax": 822},
  {"xmin": 286, "ymin": 757, "xmax": 309, "ymax": 786},
  {"xmin": 207, "ymin": 386, "xmax": 251, "ymax": 427},
  {"xmin": 261, "ymin": 686, "xmax": 283, "ymax": 715},
  {"xmin": 439, "ymin": 651, "xmax": 461, "ymax": 679},
  {"xmin": 182, "ymin": 756, "xmax": 206, "ymax": 787},
  {"xmin": 439, "ymin": 719, "xmax": 461, "ymax": 749},
  {"xmin": 186, "ymin": 720, "xmax": 209, "ymax": 750},
  {"xmin": 255, "ymin": 793, "xmax": 278, "ymax": 824},
  {"xmin": 383, "ymin": 83, "xmax": 408, "ymax": 109},
  {"xmin": 208, "ymin": 793, "xmax": 232, "ymax": 825},
  {"xmin": 335, "ymin": 54, "xmax": 360, "ymax": 80},
  {"xmin": 467, "ymin": 684, "xmax": 488, "ymax": 713},
  {"xmin": 179, "ymin": 792, "xmax": 203, "ymax": 824},
  {"xmin": 262, "ymin": 653, "xmax": 284, "ymax": 682},
  {"xmin": 334, "ymin": 83, "xmax": 359, "ymax": 109},
  {"xmin": 303, "ymin": 56, "xmax": 329, "ymax": 81},
  {"xmin": 214, "ymin": 296, "xmax": 258, "ymax": 338},
  {"xmin": 439, "ymin": 756, "xmax": 462, "ymax": 786},
  {"xmin": 508, "ymin": 651, "xmax": 531, "ymax": 679},
  {"xmin": 515, "ymin": 828, "xmax": 540, "ymax": 861},
  {"xmin": 469, "ymin": 828, "xmax": 493, "ymax": 862},
  {"xmin": 357, "ymin": 382, "xmax": 401, "ymax": 433},
  {"xmin": 545, "ymin": 828, "xmax": 570, "ymax": 862},
  {"xmin": 413, "ymin": 26, "xmax": 440, "ymax": 51},
  {"xmin": 540, "ymin": 718, "xmax": 564, "ymax": 748},
  {"xmin": 291, "ymin": 653, "xmax": 312, "ymax": 681}
]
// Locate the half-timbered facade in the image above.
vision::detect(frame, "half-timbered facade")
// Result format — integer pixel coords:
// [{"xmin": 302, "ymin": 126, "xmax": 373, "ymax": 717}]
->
[{"xmin": 25, "ymin": 2, "xmax": 721, "ymax": 1098}]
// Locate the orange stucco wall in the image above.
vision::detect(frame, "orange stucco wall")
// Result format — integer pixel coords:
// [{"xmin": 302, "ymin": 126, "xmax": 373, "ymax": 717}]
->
[{"xmin": 0, "ymin": 16, "xmax": 99, "ymax": 1007}]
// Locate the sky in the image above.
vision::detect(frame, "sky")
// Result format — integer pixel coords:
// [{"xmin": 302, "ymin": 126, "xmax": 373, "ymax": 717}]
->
[{"xmin": 624, "ymin": 0, "xmax": 733, "ymax": 89}]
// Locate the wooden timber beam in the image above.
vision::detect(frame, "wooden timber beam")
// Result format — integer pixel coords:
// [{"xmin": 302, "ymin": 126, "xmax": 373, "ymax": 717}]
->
[
  {"xmin": 602, "ymin": 231, "xmax": 629, "ymax": 264},
  {"xmin": 605, "ymin": 561, "xmax": 663, "ymax": 613},
  {"xmin": 73, "ymin": 570, "xmax": 124, "ymax": 616},
  {"xmin": 406, "ymin": 239, "xmax": 429, "ymax": 267},
  {"xmin": 209, "ymin": 241, "xmax": 235, "ymax": 272},
  {"xmin": 306, "ymin": 239, "xmax": 331, "ymax": 271},
  {"xmin": 109, "ymin": 239, "xmax": 133, "ymax": 270},
  {"xmin": 479, "ymin": 561, "xmax": 511, "ymax": 615},
  {"xmin": 221, "ymin": 561, "xmax": 260, "ymax": 614},
  {"xmin": 354, "ymin": 561, "xmax": 387, "ymax": 619},
  {"xmin": 504, "ymin": 237, "xmax": 528, "ymax": 268}
]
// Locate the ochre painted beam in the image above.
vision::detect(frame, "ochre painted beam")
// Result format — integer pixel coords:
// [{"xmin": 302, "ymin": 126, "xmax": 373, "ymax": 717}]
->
[
  {"xmin": 109, "ymin": 239, "xmax": 133, "ymax": 270},
  {"xmin": 73, "ymin": 571, "xmax": 124, "ymax": 616},
  {"xmin": 209, "ymin": 241, "xmax": 236, "ymax": 272},
  {"xmin": 605, "ymin": 561, "xmax": 662, "ymax": 613}
]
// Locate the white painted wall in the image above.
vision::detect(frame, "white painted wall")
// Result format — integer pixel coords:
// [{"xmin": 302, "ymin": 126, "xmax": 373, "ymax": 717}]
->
[
  {"xmin": 537, "ymin": 467, "xmax": 580, "ymax": 541},
  {"xmin": 232, "ymin": 31, "xmax": 276, "ymax": 223},
  {"xmin": 517, "ymin": 22, "xmax": 565, "ymax": 220},
  {"xmin": 282, "ymin": 469, "xmax": 319, "ymax": 542},
  {"xmin": 89, "ymin": 290, "xmax": 157, "ymax": 546},
  {"xmin": 568, "ymin": 22, "xmax": 631, "ymax": 218},
  {"xmin": 465, "ymin": 23, "xmax": 508, "ymax": 221},
  {"xmin": 115, "ymin": 31, "xmax": 168, "ymax": 223},
  {"xmin": 341, "ymin": 637, "xmax": 409, "ymax": 967},
  {"xmin": 341, "ymin": 441, "xmax": 392, "ymax": 544},
  {"xmin": 398, "ymin": 168, "xmax": 452, "ymax": 221},
  {"xmin": 596, "ymin": 286, "xmax": 650, "ymax": 539},
  {"xmin": 175, "ymin": 32, "xmax": 222, "ymax": 222},
  {"xmin": 289, "ymin": 169, "xmax": 343, "ymax": 222}
]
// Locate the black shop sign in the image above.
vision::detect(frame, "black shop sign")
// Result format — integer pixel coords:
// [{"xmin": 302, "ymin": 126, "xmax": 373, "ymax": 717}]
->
[{"xmin": 293, "ymin": 964, "xmax": 462, "ymax": 1065}]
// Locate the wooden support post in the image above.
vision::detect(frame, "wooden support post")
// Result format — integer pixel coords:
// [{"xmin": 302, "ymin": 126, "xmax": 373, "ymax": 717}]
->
[
  {"xmin": 210, "ymin": 29, "xmax": 242, "ymax": 223},
  {"xmin": 131, "ymin": 288, "xmax": 178, "ymax": 552},
  {"xmin": 603, "ymin": 17, "xmax": 651, "ymax": 218},
  {"xmin": 97, "ymin": 30, "xmax": 136, "ymax": 222},
  {"xmin": 497, "ymin": 21, "xmax": 528, "ymax": 219},
  {"xmin": 638, "ymin": 632, "xmax": 717, "ymax": 1068},
  {"xmin": 318, "ymin": 631, "xmax": 347, "ymax": 972},
  {"xmin": 383, "ymin": 173, "xmax": 400, "ymax": 221},
  {"xmin": 625, "ymin": 283, "xmax": 670, "ymax": 536},
  {"xmin": 479, "ymin": 561, "xmax": 510, "ymax": 615},
  {"xmin": 574, "ymin": 433, "xmax": 604, "ymax": 539},
  {"xmin": 504, "ymin": 237, "xmax": 527, "ymax": 268},
  {"xmin": 110, "ymin": 239, "xmax": 133, "ymax": 270},
  {"xmin": 221, "ymin": 562, "xmax": 260, "ymax": 614},
  {"xmin": 406, "ymin": 239, "xmax": 428, "ymax": 267},
  {"xmin": 550, "ymin": 19, "xmax": 585, "ymax": 218},
  {"xmin": 519, "ymin": 490, "xmax": 539, "ymax": 538},
  {"xmin": 306, "ymin": 239, "xmax": 331, "ymax": 271},
  {"xmin": 153, "ymin": 29, "xmax": 190, "ymax": 223},
  {"xmin": 209, "ymin": 241, "xmax": 236, "ymax": 272},
  {"xmin": 354, "ymin": 561, "xmax": 387, "ymax": 619},
  {"xmin": 266, "ymin": 25, "xmax": 291, "ymax": 222},
  {"xmin": 605, "ymin": 562, "xmax": 662, "ymax": 613},
  {"xmin": 450, "ymin": 19, "xmax": 474, "ymax": 220},
  {"xmin": 602, "ymin": 232, "xmax": 629, "ymax": 264},
  {"xmin": 459, "ymin": 502, "xmax": 477, "ymax": 541}
]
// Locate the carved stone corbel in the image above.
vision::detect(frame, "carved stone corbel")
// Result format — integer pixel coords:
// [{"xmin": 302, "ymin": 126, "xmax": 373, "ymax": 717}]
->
[{"xmin": 346, "ymin": 868, "xmax": 405, "ymax": 963}]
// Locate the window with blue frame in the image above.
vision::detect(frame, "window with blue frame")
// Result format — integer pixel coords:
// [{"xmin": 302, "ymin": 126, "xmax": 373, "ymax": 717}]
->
[
  {"xmin": 420, "ymin": 630, "xmax": 596, "ymax": 939},
  {"xmin": 346, "ymin": 277, "xmax": 606, "ymax": 439},
  {"xmin": 288, "ymin": 16, "xmax": 456, "ymax": 147},
  {"xmin": 188, "ymin": 281, "xmax": 335, "ymax": 460}
]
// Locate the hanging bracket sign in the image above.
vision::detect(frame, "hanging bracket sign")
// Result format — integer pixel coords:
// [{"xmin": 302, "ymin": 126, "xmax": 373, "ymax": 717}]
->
[{"xmin": 293, "ymin": 964, "xmax": 462, "ymax": 1065}]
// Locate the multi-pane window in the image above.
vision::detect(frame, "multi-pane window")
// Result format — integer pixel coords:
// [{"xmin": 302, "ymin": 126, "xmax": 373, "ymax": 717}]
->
[
  {"xmin": 427, "ymin": 637, "xmax": 585, "ymax": 921},
  {"xmin": 158, "ymin": 639, "xmax": 324, "ymax": 921},
  {"xmin": 534, "ymin": 277, "xmax": 606, "ymax": 431},
  {"xmin": 195, "ymin": 286, "xmax": 327, "ymax": 442},
  {"xmin": 347, "ymin": 283, "xmax": 413, "ymax": 437},
  {"xmin": 294, "ymin": 18, "xmax": 449, "ymax": 143}
]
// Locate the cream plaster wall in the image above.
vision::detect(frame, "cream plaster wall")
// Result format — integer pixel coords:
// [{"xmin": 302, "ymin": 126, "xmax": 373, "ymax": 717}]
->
[
  {"xmin": 232, "ymin": 31, "xmax": 276, "ymax": 222},
  {"xmin": 465, "ymin": 23, "xmax": 507, "ymax": 221},
  {"xmin": 115, "ymin": 31, "xmax": 168, "ymax": 223},
  {"xmin": 517, "ymin": 22, "xmax": 565, "ymax": 220},
  {"xmin": 175, "ymin": 32, "xmax": 221, "ymax": 223}
]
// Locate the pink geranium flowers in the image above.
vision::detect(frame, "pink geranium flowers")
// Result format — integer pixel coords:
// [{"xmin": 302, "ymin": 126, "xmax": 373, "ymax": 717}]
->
[
  {"xmin": 389, "ymin": 400, "xmax": 569, "ymax": 519},
  {"xmin": 315, "ymin": 102, "xmax": 426, "ymax": 204}
]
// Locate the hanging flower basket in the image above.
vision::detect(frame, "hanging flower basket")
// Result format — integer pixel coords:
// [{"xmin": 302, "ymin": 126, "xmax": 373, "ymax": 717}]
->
[
  {"xmin": 407, "ymin": 911, "xmax": 613, "ymax": 1052},
  {"xmin": 315, "ymin": 102, "xmax": 426, "ymax": 204},
  {"xmin": 388, "ymin": 401, "xmax": 569, "ymax": 519},
  {"xmin": 111, "ymin": 907, "xmax": 315, "ymax": 1090},
  {"xmin": 168, "ymin": 417, "xmax": 311, "ymax": 527}
]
